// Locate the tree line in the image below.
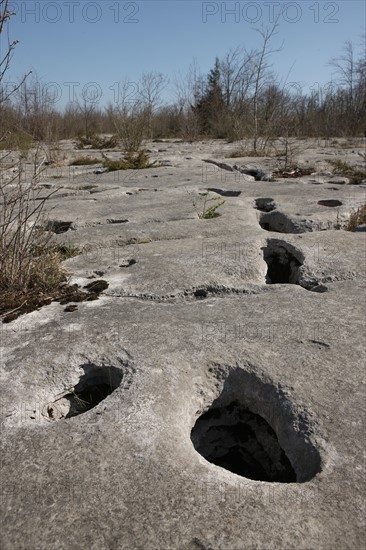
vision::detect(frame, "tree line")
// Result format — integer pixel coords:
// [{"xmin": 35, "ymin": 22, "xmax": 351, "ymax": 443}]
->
[{"xmin": 1, "ymin": 4, "xmax": 365, "ymax": 150}]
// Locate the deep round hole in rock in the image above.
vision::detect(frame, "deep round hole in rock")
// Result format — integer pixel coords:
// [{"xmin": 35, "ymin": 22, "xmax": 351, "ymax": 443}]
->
[
  {"xmin": 47, "ymin": 364, "xmax": 123, "ymax": 420},
  {"xmin": 192, "ymin": 401, "xmax": 296, "ymax": 482},
  {"xmin": 191, "ymin": 367, "xmax": 322, "ymax": 483},
  {"xmin": 262, "ymin": 242, "xmax": 303, "ymax": 284}
]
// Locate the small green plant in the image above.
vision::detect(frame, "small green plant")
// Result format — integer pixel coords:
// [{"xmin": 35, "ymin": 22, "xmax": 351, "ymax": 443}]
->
[
  {"xmin": 186, "ymin": 189, "xmax": 225, "ymax": 219},
  {"xmin": 345, "ymin": 204, "xmax": 366, "ymax": 231},
  {"xmin": 70, "ymin": 156, "xmax": 101, "ymax": 166},
  {"xmin": 327, "ymin": 159, "xmax": 366, "ymax": 184}
]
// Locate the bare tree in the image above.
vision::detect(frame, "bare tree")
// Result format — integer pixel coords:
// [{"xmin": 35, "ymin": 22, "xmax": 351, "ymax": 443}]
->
[
  {"xmin": 219, "ymin": 46, "xmax": 257, "ymax": 140},
  {"xmin": 329, "ymin": 41, "xmax": 356, "ymax": 101},
  {"xmin": 139, "ymin": 72, "xmax": 169, "ymax": 139},
  {"xmin": 251, "ymin": 20, "xmax": 283, "ymax": 151},
  {"xmin": 0, "ymin": 0, "xmax": 31, "ymax": 140},
  {"xmin": 110, "ymin": 78, "xmax": 148, "ymax": 152},
  {"xmin": 75, "ymin": 86, "xmax": 102, "ymax": 140},
  {"xmin": 174, "ymin": 60, "xmax": 204, "ymax": 142},
  {"xmin": 328, "ymin": 39, "xmax": 365, "ymax": 133},
  {"xmin": 220, "ymin": 46, "xmax": 256, "ymax": 108}
]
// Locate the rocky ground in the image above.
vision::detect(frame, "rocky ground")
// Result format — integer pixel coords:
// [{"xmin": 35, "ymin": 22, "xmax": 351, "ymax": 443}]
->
[{"xmin": 1, "ymin": 138, "xmax": 365, "ymax": 549}]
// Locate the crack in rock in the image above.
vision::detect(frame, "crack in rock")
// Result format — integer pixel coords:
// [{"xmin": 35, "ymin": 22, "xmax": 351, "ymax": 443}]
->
[
  {"xmin": 105, "ymin": 285, "xmax": 269, "ymax": 303},
  {"xmin": 203, "ymin": 159, "xmax": 272, "ymax": 181},
  {"xmin": 207, "ymin": 188, "xmax": 242, "ymax": 197}
]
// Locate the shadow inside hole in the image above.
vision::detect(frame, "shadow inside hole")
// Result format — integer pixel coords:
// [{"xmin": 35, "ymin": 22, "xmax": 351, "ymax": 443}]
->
[
  {"xmin": 194, "ymin": 288, "xmax": 208, "ymax": 299},
  {"xmin": 45, "ymin": 220, "xmax": 74, "ymax": 234},
  {"xmin": 207, "ymin": 188, "xmax": 242, "ymax": 197},
  {"xmin": 192, "ymin": 401, "xmax": 296, "ymax": 482},
  {"xmin": 262, "ymin": 243, "xmax": 302, "ymax": 284},
  {"xmin": 255, "ymin": 198, "xmax": 276, "ymax": 212},
  {"xmin": 317, "ymin": 199, "xmax": 342, "ymax": 207},
  {"xmin": 191, "ymin": 367, "xmax": 322, "ymax": 483},
  {"xmin": 48, "ymin": 364, "xmax": 123, "ymax": 420},
  {"xmin": 258, "ymin": 211, "xmax": 302, "ymax": 233},
  {"xmin": 66, "ymin": 364, "xmax": 123, "ymax": 418}
]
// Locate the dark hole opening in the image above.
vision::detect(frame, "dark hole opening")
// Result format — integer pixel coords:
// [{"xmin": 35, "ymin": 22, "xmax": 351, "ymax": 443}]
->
[
  {"xmin": 66, "ymin": 383, "xmax": 114, "ymax": 418},
  {"xmin": 317, "ymin": 199, "xmax": 342, "ymax": 207},
  {"xmin": 46, "ymin": 220, "xmax": 74, "ymax": 234},
  {"xmin": 48, "ymin": 364, "xmax": 123, "ymax": 420},
  {"xmin": 191, "ymin": 401, "xmax": 297, "ymax": 482},
  {"xmin": 207, "ymin": 188, "xmax": 241, "ymax": 197},
  {"xmin": 194, "ymin": 288, "xmax": 208, "ymax": 299},
  {"xmin": 263, "ymin": 245, "xmax": 302, "ymax": 284},
  {"xmin": 255, "ymin": 198, "xmax": 276, "ymax": 212},
  {"xmin": 258, "ymin": 211, "xmax": 305, "ymax": 234},
  {"xmin": 66, "ymin": 365, "xmax": 123, "ymax": 418}
]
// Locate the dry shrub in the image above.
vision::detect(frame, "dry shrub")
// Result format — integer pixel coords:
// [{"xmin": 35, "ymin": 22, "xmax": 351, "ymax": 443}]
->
[
  {"xmin": 102, "ymin": 150, "xmax": 157, "ymax": 171},
  {"xmin": 346, "ymin": 204, "xmax": 366, "ymax": 231},
  {"xmin": 75, "ymin": 134, "xmax": 119, "ymax": 150},
  {"xmin": 327, "ymin": 159, "xmax": 366, "ymax": 184},
  {"xmin": 70, "ymin": 156, "xmax": 101, "ymax": 166},
  {"xmin": 0, "ymin": 174, "xmax": 66, "ymax": 292},
  {"xmin": 0, "ymin": 145, "xmax": 78, "ymax": 320}
]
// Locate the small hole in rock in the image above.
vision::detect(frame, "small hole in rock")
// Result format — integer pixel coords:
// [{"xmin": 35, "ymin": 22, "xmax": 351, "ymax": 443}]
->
[
  {"xmin": 317, "ymin": 199, "xmax": 343, "ymax": 207},
  {"xmin": 47, "ymin": 364, "xmax": 123, "ymax": 420},
  {"xmin": 262, "ymin": 242, "xmax": 302, "ymax": 284},
  {"xmin": 194, "ymin": 288, "xmax": 208, "ymax": 299},
  {"xmin": 255, "ymin": 198, "xmax": 276, "ymax": 212},
  {"xmin": 45, "ymin": 220, "xmax": 74, "ymax": 234},
  {"xmin": 84, "ymin": 279, "xmax": 109, "ymax": 293},
  {"xmin": 207, "ymin": 188, "xmax": 241, "ymax": 197},
  {"xmin": 259, "ymin": 212, "xmax": 299, "ymax": 233},
  {"xmin": 120, "ymin": 259, "xmax": 137, "ymax": 268}
]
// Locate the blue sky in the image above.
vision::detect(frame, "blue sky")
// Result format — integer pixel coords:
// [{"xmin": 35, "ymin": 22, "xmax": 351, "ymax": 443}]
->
[{"xmin": 4, "ymin": 0, "xmax": 366, "ymax": 109}]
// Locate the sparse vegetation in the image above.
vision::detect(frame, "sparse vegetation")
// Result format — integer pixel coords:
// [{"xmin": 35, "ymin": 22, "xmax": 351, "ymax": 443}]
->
[
  {"xmin": 327, "ymin": 159, "xmax": 366, "ymax": 184},
  {"xmin": 346, "ymin": 204, "xmax": 366, "ymax": 231},
  {"xmin": 0, "ymin": 145, "xmax": 81, "ymax": 322},
  {"xmin": 0, "ymin": 177, "xmax": 64, "ymax": 289},
  {"xmin": 54, "ymin": 243, "xmax": 80, "ymax": 260},
  {"xmin": 0, "ymin": 131, "xmax": 34, "ymax": 151},
  {"xmin": 187, "ymin": 189, "xmax": 225, "ymax": 219},
  {"xmin": 226, "ymin": 149, "xmax": 270, "ymax": 158},
  {"xmin": 75, "ymin": 134, "xmax": 119, "ymax": 150},
  {"xmin": 70, "ymin": 156, "xmax": 101, "ymax": 166},
  {"xmin": 102, "ymin": 150, "xmax": 157, "ymax": 171}
]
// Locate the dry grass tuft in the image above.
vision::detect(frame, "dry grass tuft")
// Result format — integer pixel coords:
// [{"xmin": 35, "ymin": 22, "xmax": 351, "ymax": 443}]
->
[
  {"xmin": 327, "ymin": 159, "xmax": 366, "ymax": 184},
  {"xmin": 345, "ymin": 204, "xmax": 366, "ymax": 231}
]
